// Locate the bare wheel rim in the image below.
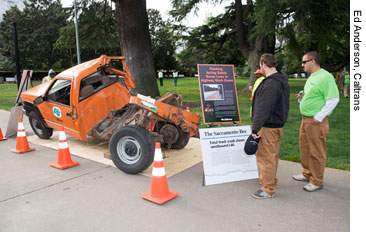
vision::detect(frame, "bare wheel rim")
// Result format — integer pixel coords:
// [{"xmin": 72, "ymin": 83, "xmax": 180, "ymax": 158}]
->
[{"xmin": 116, "ymin": 136, "xmax": 142, "ymax": 164}]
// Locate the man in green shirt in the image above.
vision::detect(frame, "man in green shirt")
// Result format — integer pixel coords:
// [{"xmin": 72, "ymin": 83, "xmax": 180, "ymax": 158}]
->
[{"xmin": 293, "ymin": 51, "xmax": 339, "ymax": 192}]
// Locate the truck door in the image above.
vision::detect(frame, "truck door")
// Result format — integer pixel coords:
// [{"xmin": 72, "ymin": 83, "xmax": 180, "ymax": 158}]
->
[
  {"xmin": 77, "ymin": 73, "xmax": 130, "ymax": 140},
  {"xmin": 38, "ymin": 78, "xmax": 82, "ymax": 140}
]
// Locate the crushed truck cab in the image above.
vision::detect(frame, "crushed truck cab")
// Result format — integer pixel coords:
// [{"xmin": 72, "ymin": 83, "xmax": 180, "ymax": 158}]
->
[{"xmin": 21, "ymin": 55, "xmax": 200, "ymax": 174}]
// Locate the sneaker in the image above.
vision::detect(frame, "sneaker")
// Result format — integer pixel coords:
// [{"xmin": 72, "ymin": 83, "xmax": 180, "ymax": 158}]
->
[
  {"xmin": 303, "ymin": 183, "xmax": 323, "ymax": 192},
  {"xmin": 252, "ymin": 189, "xmax": 275, "ymax": 199},
  {"xmin": 292, "ymin": 174, "xmax": 309, "ymax": 182}
]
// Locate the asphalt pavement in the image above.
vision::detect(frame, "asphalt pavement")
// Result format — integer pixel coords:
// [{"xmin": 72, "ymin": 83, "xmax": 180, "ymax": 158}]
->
[{"xmin": 0, "ymin": 109, "xmax": 350, "ymax": 232}]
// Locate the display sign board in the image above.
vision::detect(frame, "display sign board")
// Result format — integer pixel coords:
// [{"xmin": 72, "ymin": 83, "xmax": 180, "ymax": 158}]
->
[
  {"xmin": 197, "ymin": 64, "xmax": 241, "ymax": 124},
  {"xmin": 199, "ymin": 126, "xmax": 259, "ymax": 186}
]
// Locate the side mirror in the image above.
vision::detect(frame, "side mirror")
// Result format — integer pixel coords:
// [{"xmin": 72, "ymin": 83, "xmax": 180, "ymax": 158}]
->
[{"xmin": 33, "ymin": 96, "xmax": 44, "ymax": 105}]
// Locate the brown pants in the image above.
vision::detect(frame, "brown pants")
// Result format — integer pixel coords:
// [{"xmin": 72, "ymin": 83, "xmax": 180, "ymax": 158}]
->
[
  {"xmin": 299, "ymin": 116, "xmax": 329, "ymax": 186},
  {"xmin": 344, "ymin": 84, "xmax": 350, "ymax": 97},
  {"xmin": 256, "ymin": 127, "xmax": 283, "ymax": 195}
]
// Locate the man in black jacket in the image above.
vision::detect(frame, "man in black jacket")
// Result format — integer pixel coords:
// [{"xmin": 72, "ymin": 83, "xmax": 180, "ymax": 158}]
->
[{"xmin": 251, "ymin": 53, "xmax": 290, "ymax": 199}]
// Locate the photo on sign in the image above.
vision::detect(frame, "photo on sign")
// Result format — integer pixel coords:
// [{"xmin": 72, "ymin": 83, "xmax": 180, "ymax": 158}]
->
[
  {"xmin": 202, "ymin": 84, "xmax": 224, "ymax": 101},
  {"xmin": 204, "ymin": 103, "xmax": 215, "ymax": 119}
]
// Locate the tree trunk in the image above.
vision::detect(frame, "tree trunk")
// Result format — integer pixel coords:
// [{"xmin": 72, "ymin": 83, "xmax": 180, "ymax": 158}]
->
[
  {"xmin": 235, "ymin": 0, "xmax": 276, "ymax": 93},
  {"xmin": 114, "ymin": 0, "xmax": 160, "ymax": 97},
  {"xmin": 246, "ymin": 50, "xmax": 261, "ymax": 90}
]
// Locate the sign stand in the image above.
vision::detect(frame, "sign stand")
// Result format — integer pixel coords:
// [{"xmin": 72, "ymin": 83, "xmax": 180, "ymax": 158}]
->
[
  {"xmin": 207, "ymin": 123, "xmax": 215, "ymax": 128},
  {"xmin": 5, "ymin": 70, "xmax": 33, "ymax": 137}
]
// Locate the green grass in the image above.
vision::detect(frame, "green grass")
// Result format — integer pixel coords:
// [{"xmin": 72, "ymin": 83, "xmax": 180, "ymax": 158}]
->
[
  {"xmin": 0, "ymin": 84, "xmax": 19, "ymax": 111},
  {"xmin": 0, "ymin": 78, "xmax": 349, "ymax": 170}
]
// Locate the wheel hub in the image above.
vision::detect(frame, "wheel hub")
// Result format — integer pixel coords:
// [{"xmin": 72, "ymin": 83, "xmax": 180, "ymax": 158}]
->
[
  {"xmin": 116, "ymin": 136, "xmax": 141, "ymax": 164},
  {"xmin": 160, "ymin": 124, "xmax": 179, "ymax": 145}
]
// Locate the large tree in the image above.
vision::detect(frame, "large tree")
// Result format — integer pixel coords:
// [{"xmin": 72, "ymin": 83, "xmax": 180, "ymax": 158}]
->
[
  {"xmin": 55, "ymin": 0, "xmax": 121, "ymax": 66},
  {"xmin": 171, "ymin": 0, "xmax": 349, "ymax": 91},
  {"xmin": 276, "ymin": 0, "xmax": 350, "ymax": 73},
  {"xmin": 171, "ymin": 0, "xmax": 276, "ymax": 92},
  {"xmin": 173, "ymin": 4, "xmax": 245, "ymax": 76},
  {"xmin": 0, "ymin": 0, "xmax": 68, "ymax": 70},
  {"xmin": 114, "ymin": 0, "xmax": 159, "ymax": 97},
  {"xmin": 148, "ymin": 9, "xmax": 177, "ymax": 71}
]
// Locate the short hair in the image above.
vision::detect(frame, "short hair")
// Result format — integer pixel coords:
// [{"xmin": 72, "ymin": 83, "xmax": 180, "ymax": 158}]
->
[
  {"xmin": 260, "ymin": 53, "xmax": 277, "ymax": 68},
  {"xmin": 304, "ymin": 51, "xmax": 320, "ymax": 65}
]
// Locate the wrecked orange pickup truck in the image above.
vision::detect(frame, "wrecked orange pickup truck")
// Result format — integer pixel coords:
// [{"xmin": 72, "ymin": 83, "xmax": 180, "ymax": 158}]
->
[{"xmin": 21, "ymin": 55, "xmax": 201, "ymax": 174}]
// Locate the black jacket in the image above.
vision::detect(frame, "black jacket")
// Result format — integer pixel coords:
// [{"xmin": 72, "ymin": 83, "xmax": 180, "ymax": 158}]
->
[{"xmin": 251, "ymin": 72, "xmax": 290, "ymax": 134}]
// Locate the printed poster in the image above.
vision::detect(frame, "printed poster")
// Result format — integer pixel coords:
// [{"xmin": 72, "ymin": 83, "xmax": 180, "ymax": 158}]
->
[{"xmin": 197, "ymin": 64, "xmax": 241, "ymax": 124}]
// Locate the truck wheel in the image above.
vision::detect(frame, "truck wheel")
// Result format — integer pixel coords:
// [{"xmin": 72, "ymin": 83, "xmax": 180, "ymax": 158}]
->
[
  {"xmin": 109, "ymin": 125, "xmax": 154, "ymax": 174},
  {"xmin": 29, "ymin": 111, "xmax": 53, "ymax": 139},
  {"xmin": 171, "ymin": 127, "xmax": 190, "ymax": 149},
  {"xmin": 154, "ymin": 122, "xmax": 190, "ymax": 149}
]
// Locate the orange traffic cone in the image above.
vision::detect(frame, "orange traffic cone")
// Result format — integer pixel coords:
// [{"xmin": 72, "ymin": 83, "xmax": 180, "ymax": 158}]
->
[
  {"xmin": 0, "ymin": 127, "xmax": 7, "ymax": 141},
  {"xmin": 11, "ymin": 118, "xmax": 35, "ymax": 154},
  {"xmin": 50, "ymin": 126, "xmax": 79, "ymax": 170},
  {"xmin": 141, "ymin": 142, "xmax": 178, "ymax": 204}
]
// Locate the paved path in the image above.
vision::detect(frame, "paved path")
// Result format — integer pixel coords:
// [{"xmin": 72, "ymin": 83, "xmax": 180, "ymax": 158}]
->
[{"xmin": 0, "ymin": 110, "xmax": 349, "ymax": 232}]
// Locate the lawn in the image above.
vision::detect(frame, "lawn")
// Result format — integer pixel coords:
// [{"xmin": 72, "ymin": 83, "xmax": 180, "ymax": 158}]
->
[
  {"xmin": 0, "ymin": 78, "xmax": 350, "ymax": 170},
  {"xmin": 0, "ymin": 84, "xmax": 19, "ymax": 111}
]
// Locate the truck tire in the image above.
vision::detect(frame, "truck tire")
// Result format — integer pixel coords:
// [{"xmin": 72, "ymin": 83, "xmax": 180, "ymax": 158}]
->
[
  {"xmin": 109, "ymin": 125, "xmax": 154, "ymax": 174},
  {"xmin": 171, "ymin": 127, "xmax": 190, "ymax": 149},
  {"xmin": 29, "ymin": 111, "xmax": 53, "ymax": 139}
]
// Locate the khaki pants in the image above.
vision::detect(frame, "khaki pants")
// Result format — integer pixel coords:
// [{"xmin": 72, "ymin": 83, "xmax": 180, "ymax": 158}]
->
[
  {"xmin": 256, "ymin": 127, "xmax": 283, "ymax": 195},
  {"xmin": 344, "ymin": 84, "xmax": 350, "ymax": 97},
  {"xmin": 299, "ymin": 116, "xmax": 329, "ymax": 186}
]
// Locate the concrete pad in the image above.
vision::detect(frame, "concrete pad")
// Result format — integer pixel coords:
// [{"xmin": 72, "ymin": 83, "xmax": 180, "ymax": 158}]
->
[{"xmin": 28, "ymin": 133, "xmax": 202, "ymax": 177}]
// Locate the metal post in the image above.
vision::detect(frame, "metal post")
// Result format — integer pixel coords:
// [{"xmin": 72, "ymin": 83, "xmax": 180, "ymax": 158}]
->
[
  {"xmin": 74, "ymin": 0, "xmax": 81, "ymax": 64},
  {"xmin": 13, "ymin": 22, "xmax": 21, "ymax": 89}
]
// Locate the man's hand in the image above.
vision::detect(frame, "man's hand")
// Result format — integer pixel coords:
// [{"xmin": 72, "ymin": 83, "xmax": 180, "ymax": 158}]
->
[
  {"xmin": 312, "ymin": 118, "xmax": 320, "ymax": 124},
  {"xmin": 296, "ymin": 91, "xmax": 303, "ymax": 103},
  {"xmin": 252, "ymin": 133, "xmax": 261, "ymax": 139},
  {"xmin": 296, "ymin": 90, "xmax": 303, "ymax": 98}
]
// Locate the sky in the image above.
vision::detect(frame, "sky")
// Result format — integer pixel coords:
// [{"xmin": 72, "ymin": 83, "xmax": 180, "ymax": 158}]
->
[{"xmin": 61, "ymin": 0, "xmax": 230, "ymax": 28}]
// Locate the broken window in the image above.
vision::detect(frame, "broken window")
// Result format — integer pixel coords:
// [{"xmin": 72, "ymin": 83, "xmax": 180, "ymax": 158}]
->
[{"xmin": 47, "ymin": 79, "xmax": 71, "ymax": 106}]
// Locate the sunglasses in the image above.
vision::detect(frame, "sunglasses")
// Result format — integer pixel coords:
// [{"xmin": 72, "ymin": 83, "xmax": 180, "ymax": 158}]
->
[{"xmin": 302, "ymin": 59, "xmax": 313, "ymax": 64}]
